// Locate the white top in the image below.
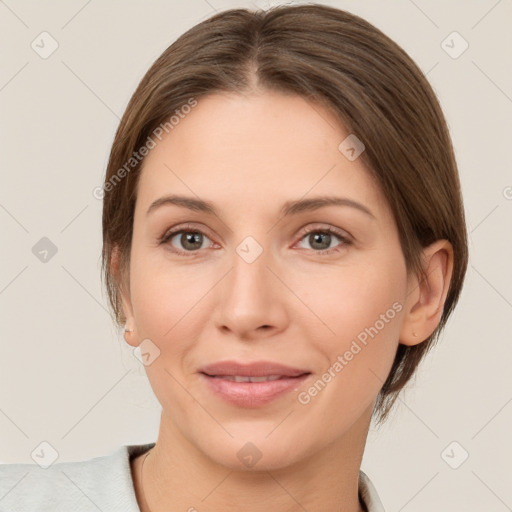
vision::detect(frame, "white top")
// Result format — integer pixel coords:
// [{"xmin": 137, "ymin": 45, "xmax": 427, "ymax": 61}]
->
[{"xmin": 0, "ymin": 443, "xmax": 385, "ymax": 511}]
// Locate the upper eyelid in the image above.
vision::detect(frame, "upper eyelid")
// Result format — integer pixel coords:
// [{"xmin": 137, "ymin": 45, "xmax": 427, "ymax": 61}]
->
[{"xmin": 300, "ymin": 224, "xmax": 351, "ymax": 238}]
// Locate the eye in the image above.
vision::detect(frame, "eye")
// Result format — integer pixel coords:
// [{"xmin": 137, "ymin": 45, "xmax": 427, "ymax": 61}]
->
[
  {"xmin": 160, "ymin": 223, "xmax": 352, "ymax": 257},
  {"xmin": 160, "ymin": 224, "xmax": 215, "ymax": 255},
  {"xmin": 295, "ymin": 225, "xmax": 352, "ymax": 254}
]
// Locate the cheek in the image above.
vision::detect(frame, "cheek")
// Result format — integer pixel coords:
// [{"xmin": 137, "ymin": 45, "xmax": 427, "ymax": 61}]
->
[
  {"xmin": 129, "ymin": 249, "xmax": 217, "ymax": 355},
  {"xmin": 292, "ymin": 257, "xmax": 404, "ymax": 395},
  {"xmin": 128, "ymin": 255, "xmax": 210, "ymax": 403},
  {"xmin": 294, "ymin": 257, "xmax": 404, "ymax": 339}
]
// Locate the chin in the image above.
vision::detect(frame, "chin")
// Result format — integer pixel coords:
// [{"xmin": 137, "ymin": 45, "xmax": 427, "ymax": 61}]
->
[{"xmin": 194, "ymin": 431, "xmax": 311, "ymax": 473}]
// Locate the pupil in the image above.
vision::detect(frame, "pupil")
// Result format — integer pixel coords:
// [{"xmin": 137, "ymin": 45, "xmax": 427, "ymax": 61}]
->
[
  {"xmin": 183, "ymin": 232, "xmax": 202, "ymax": 250},
  {"xmin": 311, "ymin": 232, "xmax": 330, "ymax": 250}
]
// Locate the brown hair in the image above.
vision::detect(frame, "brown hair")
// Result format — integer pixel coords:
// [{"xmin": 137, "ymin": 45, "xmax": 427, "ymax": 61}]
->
[{"xmin": 101, "ymin": 4, "xmax": 468, "ymax": 422}]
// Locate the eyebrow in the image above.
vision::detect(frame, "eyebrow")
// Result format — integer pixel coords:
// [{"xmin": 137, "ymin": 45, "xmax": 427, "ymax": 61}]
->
[{"xmin": 146, "ymin": 194, "xmax": 375, "ymax": 219}]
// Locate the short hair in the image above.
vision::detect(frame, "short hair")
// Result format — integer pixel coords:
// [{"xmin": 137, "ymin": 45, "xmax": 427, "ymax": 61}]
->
[{"xmin": 101, "ymin": 4, "xmax": 469, "ymax": 423}]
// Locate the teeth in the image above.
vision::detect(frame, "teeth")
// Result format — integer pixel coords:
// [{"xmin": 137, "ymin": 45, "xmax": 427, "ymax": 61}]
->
[
  {"xmin": 233, "ymin": 376, "xmax": 250, "ymax": 383},
  {"xmin": 216, "ymin": 375, "xmax": 283, "ymax": 382},
  {"xmin": 249, "ymin": 375, "xmax": 281, "ymax": 382}
]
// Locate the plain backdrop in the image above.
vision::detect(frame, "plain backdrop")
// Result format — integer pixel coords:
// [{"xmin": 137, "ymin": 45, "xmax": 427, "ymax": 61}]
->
[{"xmin": 1, "ymin": 1, "xmax": 511, "ymax": 510}]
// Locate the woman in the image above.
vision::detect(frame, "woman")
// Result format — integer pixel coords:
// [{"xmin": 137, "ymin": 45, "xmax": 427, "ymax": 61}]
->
[{"xmin": 0, "ymin": 4, "xmax": 468, "ymax": 511}]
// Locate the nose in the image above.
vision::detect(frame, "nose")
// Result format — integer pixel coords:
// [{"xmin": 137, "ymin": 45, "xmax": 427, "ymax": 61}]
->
[{"xmin": 212, "ymin": 242, "xmax": 289, "ymax": 340}]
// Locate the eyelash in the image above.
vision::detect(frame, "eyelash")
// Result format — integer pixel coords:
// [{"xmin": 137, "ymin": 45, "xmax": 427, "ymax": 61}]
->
[{"xmin": 159, "ymin": 223, "xmax": 352, "ymax": 257}]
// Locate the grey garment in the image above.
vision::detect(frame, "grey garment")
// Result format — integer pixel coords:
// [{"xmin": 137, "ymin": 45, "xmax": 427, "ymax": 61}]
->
[
  {"xmin": 359, "ymin": 470, "xmax": 386, "ymax": 512},
  {"xmin": 0, "ymin": 443, "xmax": 385, "ymax": 511}
]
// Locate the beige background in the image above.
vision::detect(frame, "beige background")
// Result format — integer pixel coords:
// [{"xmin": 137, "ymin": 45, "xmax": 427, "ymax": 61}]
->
[{"xmin": 1, "ymin": 0, "xmax": 511, "ymax": 510}]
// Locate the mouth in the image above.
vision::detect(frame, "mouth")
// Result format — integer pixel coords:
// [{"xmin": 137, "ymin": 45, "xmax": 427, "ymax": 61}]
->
[
  {"xmin": 205, "ymin": 374, "xmax": 288, "ymax": 382},
  {"xmin": 198, "ymin": 360, "xmax": 311, "ymax": 407},
  {"xmin": 199, "ymin": 360, "xmax": 310, "ymax": 378}
]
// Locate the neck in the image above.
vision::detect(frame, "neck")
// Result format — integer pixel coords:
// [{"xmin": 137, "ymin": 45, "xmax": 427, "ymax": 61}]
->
[{"xmin": 133, "ymin": 408, "xmax": 372, "ymax": 512}]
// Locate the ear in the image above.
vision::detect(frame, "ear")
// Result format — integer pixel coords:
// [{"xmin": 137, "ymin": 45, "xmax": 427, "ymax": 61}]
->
[
  {"xmin": 399, "ymin": 239, "xmax": 454, "ymax": 346},
  {"xmin": 111, "ymin": 246, "xmax": 138, "ymax": 348}
]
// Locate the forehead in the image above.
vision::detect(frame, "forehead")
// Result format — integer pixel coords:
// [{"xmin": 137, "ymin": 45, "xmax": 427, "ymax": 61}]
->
[{"xmin": 135, "ymin": 91, "xmax": 390, "ymax": 222}]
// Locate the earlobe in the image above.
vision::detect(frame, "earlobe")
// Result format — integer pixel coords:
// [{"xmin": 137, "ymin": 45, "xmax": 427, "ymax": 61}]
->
[
  {"xmin": 121, "ymin": 293, "xmax": 139, "ymax": 348},
  {"xmin": 123, "ymin": 318, "xmax": 139, "ymax": 347},
  {"xmin": 399, "ymin": 239, "xmax": 454, "ymax": 346}
]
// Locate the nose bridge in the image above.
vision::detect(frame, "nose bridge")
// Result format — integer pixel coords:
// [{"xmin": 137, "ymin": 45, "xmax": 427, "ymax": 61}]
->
[
  {"xmin": 213, "ymin": 231, "xmax": 288, "ymax": 335},
  {"xmin": 229, "ymin": 233, "xmax": 274, "ymax": 306}
]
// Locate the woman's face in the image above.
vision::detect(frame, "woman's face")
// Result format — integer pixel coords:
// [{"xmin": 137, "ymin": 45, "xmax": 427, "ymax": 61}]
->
[{"xmin": 122, "ymin": 90, "xmax": 412, "ymax": 470}]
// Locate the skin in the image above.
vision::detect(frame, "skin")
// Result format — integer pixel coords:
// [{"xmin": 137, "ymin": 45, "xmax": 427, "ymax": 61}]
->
[{"xmin": 114, "ymin": 90, "xmax": 454, "ymax": 512}]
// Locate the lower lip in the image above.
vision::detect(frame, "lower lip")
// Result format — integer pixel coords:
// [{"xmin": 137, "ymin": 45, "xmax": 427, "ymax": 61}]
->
[{"xmin": 200, "ymin": 373, "xmax": 310, "ymax": 407}]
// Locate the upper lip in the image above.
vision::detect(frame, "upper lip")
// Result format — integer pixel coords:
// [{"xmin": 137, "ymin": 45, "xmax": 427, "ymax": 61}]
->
[{"xmin": 199, "ymin": 360, "xmax": 310, "ymax": 378}]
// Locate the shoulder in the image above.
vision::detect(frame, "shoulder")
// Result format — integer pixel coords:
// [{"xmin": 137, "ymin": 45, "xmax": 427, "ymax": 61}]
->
[{"xmin": 0, "ymin": 443, "xmax": 155, "ymax": 512}]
